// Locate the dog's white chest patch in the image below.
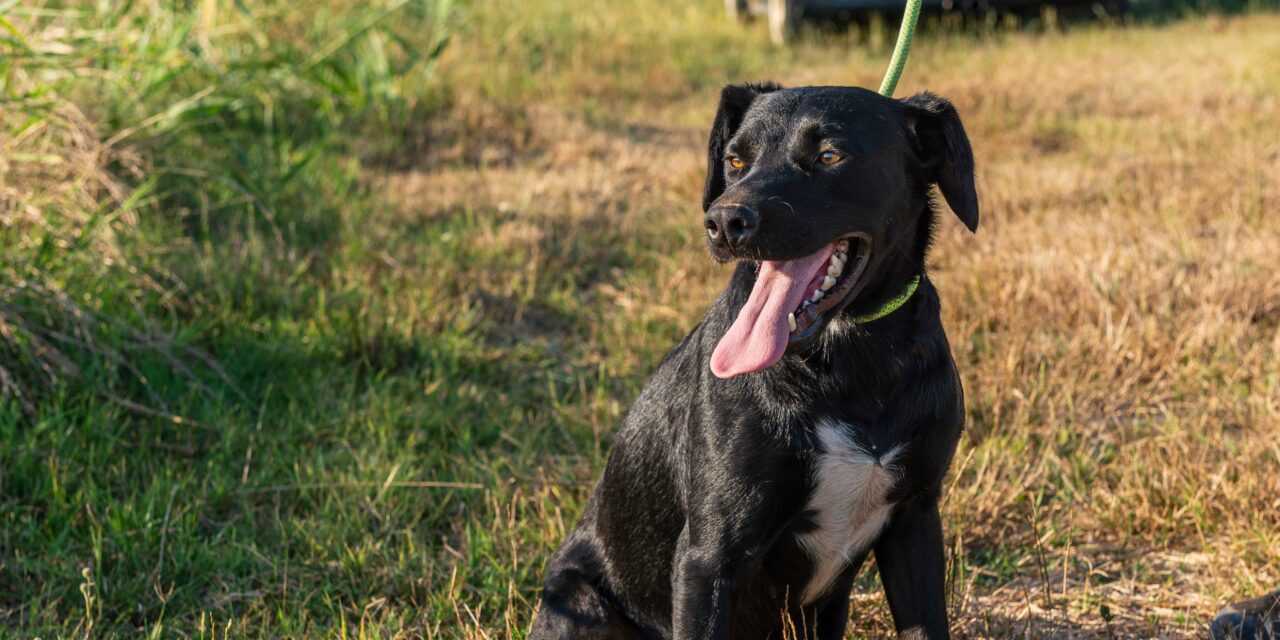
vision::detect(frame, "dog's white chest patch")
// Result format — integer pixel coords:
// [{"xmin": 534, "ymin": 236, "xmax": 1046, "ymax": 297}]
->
[{"xmin": 795, "ymin": 420, "xmax": 903, "ymax": 604}]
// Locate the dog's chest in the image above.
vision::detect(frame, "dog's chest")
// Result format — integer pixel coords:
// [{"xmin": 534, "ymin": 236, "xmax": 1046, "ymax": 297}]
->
[{"xmin": 794, "ymin": 420, "xmax": 904, "ymax": 604}]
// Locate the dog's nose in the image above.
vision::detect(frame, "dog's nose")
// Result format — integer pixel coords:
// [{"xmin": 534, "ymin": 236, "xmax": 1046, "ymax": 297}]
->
[{"xmin": 705, "ymin": 204, "xmax": 758, "ymax": 249}]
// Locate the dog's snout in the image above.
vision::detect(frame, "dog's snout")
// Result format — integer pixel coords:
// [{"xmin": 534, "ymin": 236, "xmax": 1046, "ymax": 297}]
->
[{"xmin": 705, "ymin": 204, "xmax": 758, "ymax": 249}]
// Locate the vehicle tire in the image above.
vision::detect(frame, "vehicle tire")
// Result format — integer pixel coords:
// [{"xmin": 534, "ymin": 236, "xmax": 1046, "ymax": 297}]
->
[
  {"xmin": 768, "ymin": 0, "xmax": 802, "ymax": 45},
  {"xmin": 725, "ymin": 0, "xmax": 750, "ymax": 21}
]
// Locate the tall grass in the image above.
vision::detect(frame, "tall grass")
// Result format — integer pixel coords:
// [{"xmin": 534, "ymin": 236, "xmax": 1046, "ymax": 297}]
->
[
  {"xmin": 1, "ymin": 0, "xmax": 451, "ymax": 409},
  {"xmin": 2, "ymin": 0, "xmax": 457, "ymax": 634}
]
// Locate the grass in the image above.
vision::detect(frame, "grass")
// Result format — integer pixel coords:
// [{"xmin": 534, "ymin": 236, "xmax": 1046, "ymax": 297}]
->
[{"xmin": 2, "ymin": 0, "xmax": 1279, "ymax": 637}]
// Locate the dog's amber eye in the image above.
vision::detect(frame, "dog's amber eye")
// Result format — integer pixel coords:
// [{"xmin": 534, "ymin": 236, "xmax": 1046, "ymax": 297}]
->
[
  {"xmin": 819, "ymin": 151, "xmax": 843, "ymax": 165},
  {"xmin": 727, "ymin": 156, "xmax": 745, "ymax": 169}
]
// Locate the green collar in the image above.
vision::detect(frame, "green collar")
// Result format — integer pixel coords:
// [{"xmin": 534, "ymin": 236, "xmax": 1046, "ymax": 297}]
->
[{"xmin": 851, "ymin": 275, "xmax": 921, "ymax": 325}]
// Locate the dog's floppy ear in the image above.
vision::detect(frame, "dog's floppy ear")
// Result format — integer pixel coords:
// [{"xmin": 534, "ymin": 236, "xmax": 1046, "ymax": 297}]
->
[
  {"xmin": 702, "ymin": 82, "xmax": 782, "ymax": 212},
  {"xmin": 902, "ymin": 92, "xmax": 979, "ymax": 232}
]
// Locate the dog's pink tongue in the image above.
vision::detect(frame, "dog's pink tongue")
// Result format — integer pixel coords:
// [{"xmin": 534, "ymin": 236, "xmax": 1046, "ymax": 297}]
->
[{"xmin": 710, "ymin": 251, "xmax": 831, "ymax": 379}]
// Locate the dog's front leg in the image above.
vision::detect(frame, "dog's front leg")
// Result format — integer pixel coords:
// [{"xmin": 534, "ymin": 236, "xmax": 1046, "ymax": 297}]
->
[
  {"xmin": 670, "ymin": 510, "xmax": 766, "ymax": 640},
  {"xmin": 875, "ymin": 493, "xmax": 950, "ymax": 640}
]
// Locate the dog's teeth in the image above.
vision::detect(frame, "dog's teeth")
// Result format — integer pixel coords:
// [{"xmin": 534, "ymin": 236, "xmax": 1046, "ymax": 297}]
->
[
  {"xmin": 830, "ymin": 256, "xmax": 845, "ymax": 272},
  {"xmin": 810, "ymin": 289, "xmax": 823, "ymax": 303},
  {"xmin": 787, "ymin": 312, "xmax": 797, "ymax": 332},
  {"xmin": 827, "ymin": 263, "xmax": 842, "ymax": 277},
  {"xmin": 837, "ymin": 239, "xmax": 849, "ymax": 252},
  {"xmin": 822, "ymin": 275, "xmax": 836, "ymax": 290}
]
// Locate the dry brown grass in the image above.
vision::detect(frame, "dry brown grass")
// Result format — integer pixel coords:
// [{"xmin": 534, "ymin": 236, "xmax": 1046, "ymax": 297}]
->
[
  {"xmin": 927, "ymin": 19, "xmax": 1280, "ymax": 636},
  {"xmin": 398, "ymin": 10, "xmax": 1280, "ymax": 638}
]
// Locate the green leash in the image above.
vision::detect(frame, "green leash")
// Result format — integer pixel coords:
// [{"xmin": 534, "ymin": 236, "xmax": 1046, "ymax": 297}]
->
[
  {"xmin": 878, "ymin": 0, "xmax": 924, "ymax": 97},
  {"xmin": 852, "ymin": 275, "xmax": 921, "ymax": 325},
  {"xmin": 846, "ymin": 0, "xmax": 924, "ymax": 323}
]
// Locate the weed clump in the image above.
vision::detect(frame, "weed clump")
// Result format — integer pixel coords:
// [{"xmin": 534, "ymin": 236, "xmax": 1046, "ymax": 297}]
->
[{"xmin": 0, "ymin": 1, "xmax": 453, "ymax": 412}]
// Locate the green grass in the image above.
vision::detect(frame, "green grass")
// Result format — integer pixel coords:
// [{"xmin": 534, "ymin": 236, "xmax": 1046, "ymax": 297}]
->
[
  {"xmin": 1, "ymin": 1, "xmax": 507, "ymax": 635},
  {"xmin": 4, "ymin": 0, "xmax": 1280, "ymax": 637}
]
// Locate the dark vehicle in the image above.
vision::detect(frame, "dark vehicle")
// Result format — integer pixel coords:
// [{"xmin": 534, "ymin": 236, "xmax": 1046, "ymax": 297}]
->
[{"xmin": 728, "ymin": 0, "xmax": 1129, "ymax": 43}]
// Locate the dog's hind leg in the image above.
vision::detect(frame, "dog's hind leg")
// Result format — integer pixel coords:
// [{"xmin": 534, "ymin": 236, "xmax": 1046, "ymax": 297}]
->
[
  {"xmin": 529, "ymin": 571, "xmax": 646, "ymax": 640},
  {"xmin": 530, "ymin": 540, "xmax": 648, "ymax": 640}
]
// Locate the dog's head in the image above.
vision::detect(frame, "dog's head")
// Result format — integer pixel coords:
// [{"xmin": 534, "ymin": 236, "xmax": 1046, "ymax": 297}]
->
[{"xmin": 701, "ymin": 83, "xmax": 978, "ymax": 379}]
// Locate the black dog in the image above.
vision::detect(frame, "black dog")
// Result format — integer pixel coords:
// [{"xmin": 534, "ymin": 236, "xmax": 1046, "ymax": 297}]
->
[{"xmin": 530, "ymin": 83, "xmax": 979, "ymax": 640}]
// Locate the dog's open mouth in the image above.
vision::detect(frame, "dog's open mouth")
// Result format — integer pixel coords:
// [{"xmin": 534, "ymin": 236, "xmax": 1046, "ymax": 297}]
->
[{"xmin": 710, "ymin": 234, "xmax": 871, "ymax": 379}]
